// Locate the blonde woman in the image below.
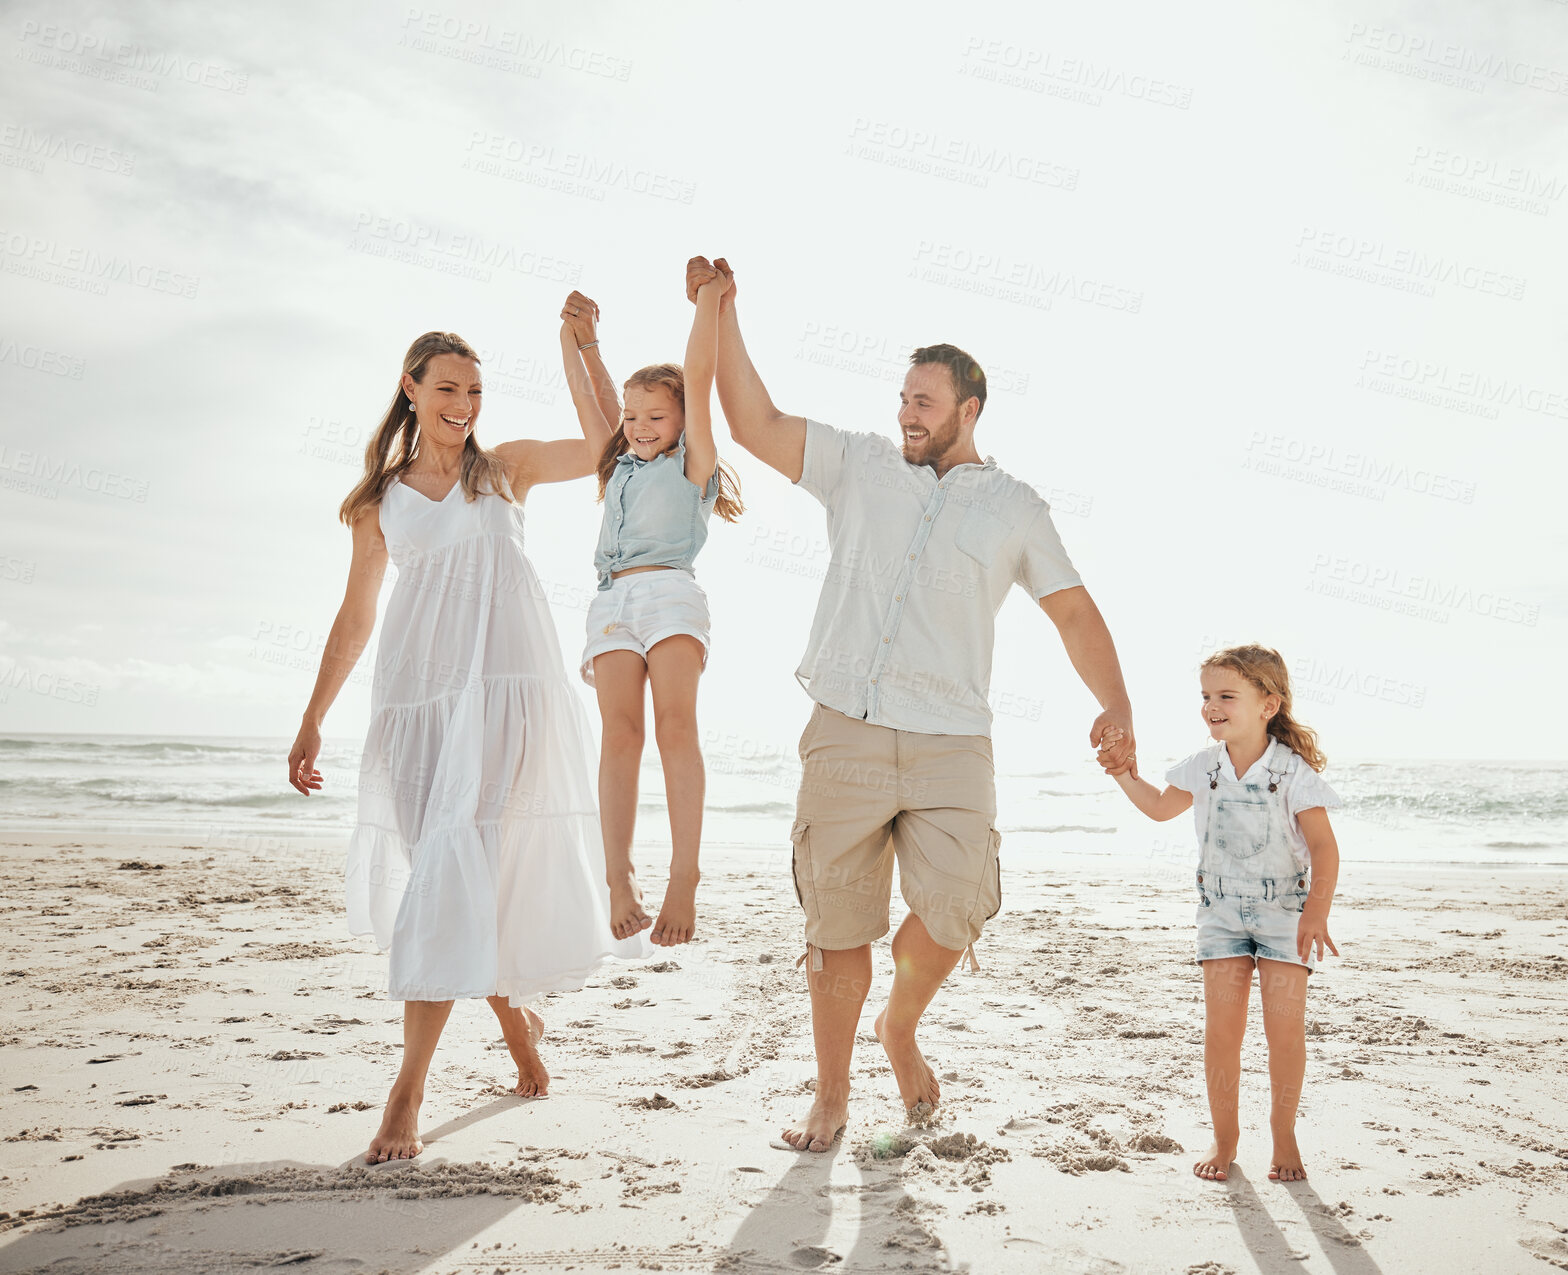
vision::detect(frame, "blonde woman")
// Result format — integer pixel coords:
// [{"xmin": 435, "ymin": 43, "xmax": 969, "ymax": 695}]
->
[{"xmin": 288, "ymin": 328, "xmax": 649, "ymax": 1165}]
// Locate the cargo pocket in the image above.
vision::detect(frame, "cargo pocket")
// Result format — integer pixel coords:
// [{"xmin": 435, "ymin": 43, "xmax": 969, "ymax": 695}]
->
[
  {"xmin": 788, "ymin": 817, "xmax": 811, "ymax": 914},
  {"xmin": 982, "ymin": 825, "xmax": 1003, "ymax": 923}
]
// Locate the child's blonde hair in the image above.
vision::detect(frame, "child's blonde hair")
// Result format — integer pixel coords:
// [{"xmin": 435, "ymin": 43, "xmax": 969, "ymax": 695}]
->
[
  {"xmin": 592, "ymin": 362, "xmax": 744, "ymax": 523},
  {"xmin": 1202, "ymin": 644, "xmax": 1327, "ymax": 772}
]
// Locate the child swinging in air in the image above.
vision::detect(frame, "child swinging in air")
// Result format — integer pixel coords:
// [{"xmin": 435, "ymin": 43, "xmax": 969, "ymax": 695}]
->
[
  {"xmin": 1099, "ymin": 644, "xmax": 1342, "ymax": 1183},
  {"xmin": 557, "ymin": 269, "xmax": 743, "ymax": 947}
]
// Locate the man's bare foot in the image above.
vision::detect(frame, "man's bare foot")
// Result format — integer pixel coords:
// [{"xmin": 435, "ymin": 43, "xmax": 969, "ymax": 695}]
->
[
  {"xmin": 872, "ymin": 1008, "xmax": 940, "ymax": 1115},
  {"xmin": 651, "ymin": 872, "xmax": 698, "ymax": 946},
  {"xmin": 1193, "ymin": 1141, "xmax": 1237, "ymax": 1181},
  {"xmin": 607, "ymin": 870, "xmax": 652, "ymax": 941},
  {"xmin": 365, "ymin": 1088, "xmax": 423, "ymax": 1164},
  {"xmin": 1268, "ymin": 1130, "xmax": 1307, "ymax": 1181},
  {"xmin": 779, "ymin": 1094, "xmax": 848, "ymax": 1153}
]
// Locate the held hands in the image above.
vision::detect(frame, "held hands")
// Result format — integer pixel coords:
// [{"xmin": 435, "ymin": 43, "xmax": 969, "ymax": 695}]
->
[
  {"xmin": 1093, "ymin": 717, "xmax": 1138, "ymax": 780},
  {"xmin": 685, "ymin": 256, "xmax": 736, "ymax": 310},
  {"xmin": 1298, "ymin": 909, "xmax": 1339, "ymax": 964},
  {"xmin": 560, "ymin": 291, "xmax": 601, "ymax": 347}
]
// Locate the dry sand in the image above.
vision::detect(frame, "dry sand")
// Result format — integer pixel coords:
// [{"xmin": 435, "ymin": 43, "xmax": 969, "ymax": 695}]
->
[{"xmin": 0, "ymin": 829, "xmax": 1564, "ymax": 1273}]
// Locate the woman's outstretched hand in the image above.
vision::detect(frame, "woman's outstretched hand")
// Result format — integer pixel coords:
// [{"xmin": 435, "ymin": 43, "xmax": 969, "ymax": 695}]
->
[
  {"xmin": 560, "ymin": 291, "xmax": 601, "ymax": 346},
  {"xmin": 288, "ymin": 722, "xmax": 323, "ymax": 795}
]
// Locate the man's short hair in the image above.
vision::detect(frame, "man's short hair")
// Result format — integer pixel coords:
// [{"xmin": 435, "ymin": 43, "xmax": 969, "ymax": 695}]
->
[{"xmin": 909, "ymin": 343, "xmax": 987, "ymax": 419}]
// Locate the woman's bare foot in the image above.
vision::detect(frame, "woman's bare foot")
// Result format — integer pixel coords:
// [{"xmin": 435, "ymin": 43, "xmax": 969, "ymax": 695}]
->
[
  {"xmin": 651, "ymin": 872, "xmax": 698, "ymax": 946},
  {"xmin": 779, "ymin": 1093, "xmax": 848, "ymax": 1153},
  {"xmin": 1269, "ymin": 1130, "xmax": 1307, "ymax": 1181},
  {"xmin": 523, "ymin": 1006, "xmax": 544, "ymax": 1045},
  {"xmin": 1193, "ymin": 1141, "xmax": 1237, "ymax": 1181},
  {"xmin": 607, "ymin": 870, "xmax": 652, "ymax": 941},
  {"xmin": 365, "ymin": 1087, "xmax": 423, "ymax": 1164},
  {"xmin": 872, "ymin": 1008, "xmax": 940, "ymax": 1116}
]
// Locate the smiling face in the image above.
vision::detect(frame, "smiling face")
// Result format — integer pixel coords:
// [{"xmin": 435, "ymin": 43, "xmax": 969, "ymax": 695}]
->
[
  {"xmin": 898, "ymin": 362, "xmax": 973, "ymax": 469},
  {"xmin": 621, "ymin": 382, "xmax": 684, "ymax": 461},
  {"xmin": 1199, "ymin": 665, "xmax": 1281, "ymax": 746},
  {"xmin": 403, "ymin": 353, "xmax": 482, "ymax": 446}
]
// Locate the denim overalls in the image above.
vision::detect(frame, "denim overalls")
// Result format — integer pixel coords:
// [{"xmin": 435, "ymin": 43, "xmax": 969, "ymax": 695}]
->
[{"xmin": 1194, "ymin": 739, "xmax": 1314, "ymax": 969}]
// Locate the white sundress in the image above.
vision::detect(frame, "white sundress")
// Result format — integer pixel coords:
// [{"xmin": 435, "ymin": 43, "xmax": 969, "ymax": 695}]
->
[{"xmin": 344, "ymin": 472, "xmax": 651, "ymax": 1002}]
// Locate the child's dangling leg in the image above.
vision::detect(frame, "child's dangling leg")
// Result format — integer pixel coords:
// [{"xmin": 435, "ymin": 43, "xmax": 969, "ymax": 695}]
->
[
  {"xmin": 646, "ymin": 634, "xmax": 705, "ymax": 945},
  {"xmin": 593, "ymin": 650, "xmax": 653, "ymax": 939},
  {"xmin": 1196, "ymin": 956, "xmax": 1253, "ymax": 1181},
  {"xmin": 1258, "ymin": 957, "xmax": 1310, "ymax": 1181}
]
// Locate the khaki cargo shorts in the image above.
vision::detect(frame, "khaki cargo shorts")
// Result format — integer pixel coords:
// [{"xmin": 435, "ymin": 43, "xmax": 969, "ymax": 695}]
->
[{"xmin": 789, "ymin": 702, "xmax": 1001, "ymax": 959}]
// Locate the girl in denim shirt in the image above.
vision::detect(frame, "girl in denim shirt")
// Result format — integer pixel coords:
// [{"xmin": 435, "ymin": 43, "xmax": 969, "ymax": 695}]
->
[
  {"xmin": 557, "ymin": 273, "xmax": 743, "ymax": 948},
  {"xmin": 1099, "ymin": 645, "xmax": 1341, "ymax": 1185}
]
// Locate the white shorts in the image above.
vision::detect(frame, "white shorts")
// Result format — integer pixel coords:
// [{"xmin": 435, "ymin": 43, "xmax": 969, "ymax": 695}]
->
[{"xmin": 580, "ymin": 569, "xmax": 712, "ymax": 685}]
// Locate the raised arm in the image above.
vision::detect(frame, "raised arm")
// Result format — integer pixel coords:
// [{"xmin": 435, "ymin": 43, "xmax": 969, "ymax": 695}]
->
[
  {"xmin": 681, "ymin": 273, "xmax": 726, "ymax": 487},
  {"xmin": 496, "ymin": 292, "xmax": 617, "ymax": 494},
  {"xmin": 288, "ymin": 509, "xmax": 389, "ymax": 794},
  {"xmin": 1038, "ymin": 585, "xmax": 1137, "ymax": 774},
  {"xmin": 686, "ymin": 256, "xmax": 807, "ymax": 482}
]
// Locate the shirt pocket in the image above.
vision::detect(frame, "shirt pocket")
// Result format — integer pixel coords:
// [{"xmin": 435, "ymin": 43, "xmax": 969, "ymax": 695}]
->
[
  {"xmin": 953, "ymin": 505, "xmax": 1010, "ymax": 569},
  {"xmin": 1212, "ymin": 796, "xmax": 1271, "ymax": 859}
]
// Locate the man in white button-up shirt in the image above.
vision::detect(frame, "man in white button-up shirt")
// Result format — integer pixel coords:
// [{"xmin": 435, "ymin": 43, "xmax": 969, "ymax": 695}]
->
[{"xmin": 689, "ymin": 256, "xmax": 1137, "ymax": 1154}]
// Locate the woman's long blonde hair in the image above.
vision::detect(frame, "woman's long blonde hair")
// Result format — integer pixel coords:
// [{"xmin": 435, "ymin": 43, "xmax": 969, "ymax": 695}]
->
[
  {"xmin": 1202, "ymin": 644, "xmax": 1327, "ymax": 772},
  {"xmin": 339, "ymin": 331, "xmax": 513, "ymax": 527},
  {"xmin": 593, "ymin": 363, "xmax": 744, "ymax": 523}
]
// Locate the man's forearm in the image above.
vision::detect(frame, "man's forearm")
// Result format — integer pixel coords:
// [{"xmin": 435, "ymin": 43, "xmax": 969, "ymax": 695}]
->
[
  {"xmin": 1059, "ymin": 596, "xmax": 1132, "ymax": 715},
  {"xmin": 714, "ymin": 304, "xmax": 777, "ymax": 434}
]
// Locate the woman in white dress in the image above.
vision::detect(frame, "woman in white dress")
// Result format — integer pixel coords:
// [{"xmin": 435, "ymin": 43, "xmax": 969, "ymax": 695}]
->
[{"xmin": 287, "ymin": 325, "xmax": 650, "ymax": 1164}]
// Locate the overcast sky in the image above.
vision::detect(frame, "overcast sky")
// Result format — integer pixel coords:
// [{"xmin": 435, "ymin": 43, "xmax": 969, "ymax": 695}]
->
[{"xmin": 2, "ymin": 0, "xmax": 1564, "ymax": 767}]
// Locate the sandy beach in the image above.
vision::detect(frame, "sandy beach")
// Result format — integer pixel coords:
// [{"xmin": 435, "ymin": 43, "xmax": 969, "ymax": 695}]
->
[{"xmin": 0, "ymin": 828, "xmax": 1563, "ymax": 1274}]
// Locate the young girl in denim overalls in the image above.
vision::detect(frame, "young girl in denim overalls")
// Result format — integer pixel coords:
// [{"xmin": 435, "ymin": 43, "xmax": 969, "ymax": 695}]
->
[
  {"xmin": 556, "ymin": 273, "xmax": 743, "ymax": 949},
  {"xmin": 1099, "ymin": 644, "xmax": 1342, "ymax": 1185}
]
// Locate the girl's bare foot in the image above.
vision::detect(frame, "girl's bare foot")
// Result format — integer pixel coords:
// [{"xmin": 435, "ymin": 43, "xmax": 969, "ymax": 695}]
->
[
  {"xmin": 365, "ymin": 1088, "xmax": 423, "ymax": 1164},
  {"xmin": 1193, "ymin": 1141, "xmax": 1237, "ymax": 1181},
  {"xmin": 651, "ymin": 872, "xmax": 698, "ymax": 946},
  {"xmin": 779, "ymin": 1094, "xmax": 848, "ymax": 1153},
  {"xmin": 872, "ymin": 1008, "xmax": 940, "ymax": 1115},
  {"xmin": 607, "ymin": 870, "xmax": 652, "ymax": 941},
  {"xmin": 1269, "ymin": 1130, "xmax": 1307, "ymax": 1181}
]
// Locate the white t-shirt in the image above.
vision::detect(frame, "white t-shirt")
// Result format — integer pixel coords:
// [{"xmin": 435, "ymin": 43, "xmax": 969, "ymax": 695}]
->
[
  {"xmin": 1165, "ymin": 739, "xmax": 1342, "ymax": 869},
  {"xmin": 793, "ymin": 419, "xmax": 1082, "ymax": 737}
]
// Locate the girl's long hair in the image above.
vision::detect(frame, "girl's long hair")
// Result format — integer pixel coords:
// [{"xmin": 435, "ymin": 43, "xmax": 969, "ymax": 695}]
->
[
  {"xmin": 339, "ymin": 331, "xmax": 513, "ymax": 527},
  {"xmin": 592, "ymin": 362, "xmax": 744, "ymax": 523},
  {"xmin": 1202, "ymin": 644, "xmax": 1327, "ymax": 772}
]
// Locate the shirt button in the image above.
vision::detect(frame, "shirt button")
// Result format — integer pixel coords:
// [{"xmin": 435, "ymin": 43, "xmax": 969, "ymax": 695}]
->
[
  {"xmin": 882, "ymin": 636, "xmax": 890, "ymax": 643},
  {"xmin": 908, "ymin": 553, "xmax": 916, "ymax": 561},
  {"xmin": 895, "ymin": 594, "xmax": 902, "ymax": 601},
  {"xmin": 923, "ymin": 515, "xmax": 931, "ymax": 521},
  {"xmin": 870, "ymin": 677, "xmax": 878, "ymax": 684}
]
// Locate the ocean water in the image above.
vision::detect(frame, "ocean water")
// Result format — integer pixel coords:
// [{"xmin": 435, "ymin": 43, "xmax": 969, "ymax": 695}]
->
[{"xmin": 0, "ymin": 734, "xmax": 1564, "ymax": 872}]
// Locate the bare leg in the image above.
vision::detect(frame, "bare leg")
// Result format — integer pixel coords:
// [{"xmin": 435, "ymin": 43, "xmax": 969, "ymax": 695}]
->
[
  {"xmin": 1195, "ymin": 956, "xmax": 1253, "ymax": 1181},
  {"xmin": 366, "ymin": 998, "xmax": 453, "ymax": 1164},
  {"xmin": 1258, "ymin": 958, "xmax": 1310, "ymax": 1181},
  {"xmin": 488, "ymin": 995, "xmax": 549, "ymax": 1097},
  {"xmin": 646, "ymin": 634, "xmax": 705, "ymax": 946},
  {"xmin": 873, "ymin": 913, "xmax": 963, "ymax": 1118},
  {"xmin": 593, "ymin": 650, "xmax": 652, "ymax": 940},
  {"xmin": 781, "ymin": 943, "xmax": 871, "ymax": 1152}
]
